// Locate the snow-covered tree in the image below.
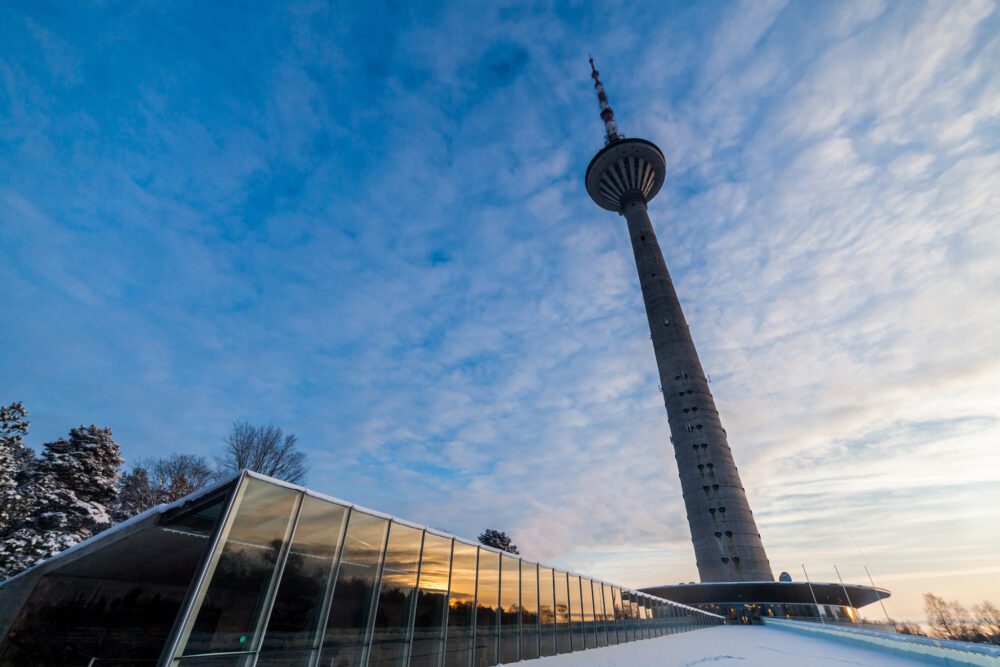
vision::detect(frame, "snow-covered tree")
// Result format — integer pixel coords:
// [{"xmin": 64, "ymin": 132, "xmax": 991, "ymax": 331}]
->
[
  {"xmin": 0, "ymin": 425, "xmax": 123, "ymax": 578},
  {"xmin": 478, "ymin": 528, "xmax": 519, "ymax": 554},
  {"xmin": 0, "ymin": 402, "xmax": 31, "ymax": 534}
]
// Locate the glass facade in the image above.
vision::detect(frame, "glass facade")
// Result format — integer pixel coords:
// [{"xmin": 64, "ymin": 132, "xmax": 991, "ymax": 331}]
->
[
  {"xmin": 537, "ymin": 566, "xmax": 556, "ymax": 658},
  {"xmin": 519, "ymin": 562, "xmax": 539, "ymax": 661},
  {"xmin": 0, "ymin": 472, "xmax": 725, "ymax": 667},
  {"xmin": 498, "ymin": 555, "xmax": 519, "ymax": 664},
  {"xmin": 409, "ymin": 533, "xmax": 450, "ymax": 667},
  {"xmin": 444, "ymin": 541, "xmax": 477, "ymax": 667}
]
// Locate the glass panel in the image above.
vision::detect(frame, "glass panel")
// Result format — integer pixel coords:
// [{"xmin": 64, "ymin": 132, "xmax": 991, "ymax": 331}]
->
[
  {"xmin": 582, "ymin": 579, "xmax": 597, "ymax": 649},
  {"xmin": 602, "ymin": 584, "xmax": 616, "ymax": 646},
  {"xmin": 255, "ymin": 650, "xmax": 315, "ymax": 667},
  {"xmin": 634, "ymin": 596, "xmax": 643, "ymax": 640},
  {"xmin": 639, "ymin": 597, "xmax": 649, "ymax": 639},
  {"xmin": 184, "ymin": 479, "xmax": 299, "ymax": 655},
  {"xmin": 567, "ymin": 574, "xmax": 583, "ymax": 651},
  {"xmin": 444, "ymin": 542, "xmax": 477, "ymax": 667},
  {"xmin": 553, "ymin": 571, "xmax": 571, "ymax": 654},
  {"xmin": 537, "ymin": 566, "xmax": 556, "ymax": 657},
  {"xmin": 262, "ymin": 496, "xmax": 348, "ymax": 654},
  {"xmin": 594, "ymin": 583, "xmax": 607, "ymax": 647},
  {"xmin": 519, "ymin": 562, "xmax": 539, "ymax": 661},
  {"xmin": 0, "ymin": 490, "xmax": 229, "ymax": 665},
  {"xmin": 368, "ymin": 523, "xmax": 423, "ymax": 667},
  {"xmin": 176, "ymin": 655, "xmax": 254, "ymax": 666},
  {"xmin": 318, "ymin": 511, "xmax": 389, "ymax": 667},
  {"xmin": 627, "ymin": 592, "xmax": 639, "ymax": 642},
  {"xmin": 473, "ymin": 549, "xmax": 499, "ymax": 667},
  {"xmin": 409, "ymin": 534, "xmax": 451, "ymax": 667},
  {"xmin": 613, "ymin": 588, "xmax": 625, "ymax": 644},
  {"xmin": 498, "ymin": 555, "xmax": 520, "ymax": 664}
]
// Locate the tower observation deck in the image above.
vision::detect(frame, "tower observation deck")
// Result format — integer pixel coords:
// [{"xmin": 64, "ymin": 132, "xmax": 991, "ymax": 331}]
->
[{"xmin": 585, "ymin": 58, "xmax": 773, "ymax": 583}]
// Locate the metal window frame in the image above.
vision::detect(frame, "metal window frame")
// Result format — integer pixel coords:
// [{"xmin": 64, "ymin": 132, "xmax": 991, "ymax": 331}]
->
[
  {"xmin": 158, "ymin": 472, "xmax": 248, "ymax": 667},
  {"xmin": 309, "ymin": 504, "xmax": 353, "ymax": 666}
]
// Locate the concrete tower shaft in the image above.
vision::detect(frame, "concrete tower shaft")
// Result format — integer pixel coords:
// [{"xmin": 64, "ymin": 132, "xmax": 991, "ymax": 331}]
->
[
  {"xmin": 584, "ymin": 62, "xmax": 773, "ymax": 583},
  {"xmin": 618, "ymin": 195, "xmax": 773, "ymax": 582}
]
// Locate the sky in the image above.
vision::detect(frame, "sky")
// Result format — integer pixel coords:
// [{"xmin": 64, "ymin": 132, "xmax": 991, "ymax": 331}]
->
[{"xmin": 1, "ymin": 0, "xmax": 998, "ymax": 622}]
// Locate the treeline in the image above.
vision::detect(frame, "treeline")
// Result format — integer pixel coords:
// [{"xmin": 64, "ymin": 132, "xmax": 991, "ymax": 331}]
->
[
  {"xmin": 893, "ymin": 594, "xmax": 1000, "ymax": 646},
  {"xmin": 0, "ymin": 401, "xmax": 307, "ymax": 579}
]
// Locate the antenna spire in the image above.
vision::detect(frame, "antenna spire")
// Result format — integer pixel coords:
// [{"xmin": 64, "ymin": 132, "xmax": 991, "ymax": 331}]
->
[{"xmin": 589, "ymin": 56, "xmax": 623, "ymax": 146}]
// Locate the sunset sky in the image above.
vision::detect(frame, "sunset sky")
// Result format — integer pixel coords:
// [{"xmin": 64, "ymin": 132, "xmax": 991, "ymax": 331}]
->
[{"xmin": 2, "ymin": 0, "xmax": 998, "ymax": 621}]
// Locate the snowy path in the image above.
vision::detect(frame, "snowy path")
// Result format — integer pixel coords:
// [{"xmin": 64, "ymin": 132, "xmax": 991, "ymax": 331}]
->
[{"xmin": 515, "ymin": 626, "xmax": 937, "ymax": 666}]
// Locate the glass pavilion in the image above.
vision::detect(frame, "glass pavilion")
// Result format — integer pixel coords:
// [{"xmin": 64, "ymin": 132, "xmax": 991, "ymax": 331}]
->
[{"xmin": 0, "ymin": 471, "xmax": 723, "ymax": 666}]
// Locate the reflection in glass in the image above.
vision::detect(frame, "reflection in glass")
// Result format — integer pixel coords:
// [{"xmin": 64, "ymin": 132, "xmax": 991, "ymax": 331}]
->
[
  {"xmin": 473, "ymin": 549, "xmax": 500, "ymax": 667},
  {"xmin": 184, "ymin": 479, "xmax": 299, "ymax": 655},
  {"xmin": 612, "ymin": 587, "xmax": 625, "ymax": 644},
  {"xmin": 262, "ymin": 496, "xmax": 348, "ymax": 654},
  {"xmin": 537, "ymin": 566, "xmax": 556, "ymax": 657},
  {"xmin": 498, "ymin": 555, "xmax": 520, "ymax": 664},
  {"xmin": 627, "ymin": 592, "xmax": 639, "ymax": 642},
  {"xmin": 444, "ymin": 542, "xmax": 477, "ymax": 667},
  {"xmin": 601, "ymin": 584, "xmax": 616, "ymax": 646},
  {"xmin": 319, "ymin": 511, "xmax": 389, "ymax": 667},
  {"xmin": 519, "ymin": 562, "xmax": 539, "ymax": 661},
  {"xmin": 567, "ymin": 575, "xmax": 583, "ymax": 651},
  {"xmin": 176, "ymin": 654, "xmax": 254, "ymax": 666},
  {"xmin": 409, "ymin": 534, "xmax": 451, "ymax": 667},
  {"xmin": 582, "ymin": 579, "xmax": 597, "ymax": 649},
  {"xmin": 255, "ymin": 650, "xmax": 315, "ymax": 667},
  {"xmin": 0, "ymin": 490, "xmax": 229, "ymax": 665},
  {"xmin": 639, "ymin": 597, "xmax": 649, "ymax": 639},
  {"xmin": 554, "ymin": 571, "xmax": 571, "ymax": 654},
  {"xmin": 368, "ymin": 523, "xmax": 423, "ymax": 667}
]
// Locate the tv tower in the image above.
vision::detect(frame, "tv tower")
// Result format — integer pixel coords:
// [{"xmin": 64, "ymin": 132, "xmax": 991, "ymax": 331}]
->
[{"xmin": 585, "ymin": 58, "xmax": 773, "ymax": 583}]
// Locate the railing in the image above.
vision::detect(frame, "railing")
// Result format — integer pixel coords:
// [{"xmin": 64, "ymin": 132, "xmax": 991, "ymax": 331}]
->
[{"xmin": 763, "ymin": 617, "xmax": 1000, "ymax": 666}]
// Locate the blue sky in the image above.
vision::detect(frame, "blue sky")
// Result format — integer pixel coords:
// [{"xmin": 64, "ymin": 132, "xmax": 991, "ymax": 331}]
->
[{"xmin": 2, "ymin": 1, "xmax": 998, "ymax": 621}]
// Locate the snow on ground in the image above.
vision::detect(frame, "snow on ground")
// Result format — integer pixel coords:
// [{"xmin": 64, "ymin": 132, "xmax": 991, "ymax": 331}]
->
[{"xmin": 518, "ymin": 626, "xmax": 936, "ymax": 666}]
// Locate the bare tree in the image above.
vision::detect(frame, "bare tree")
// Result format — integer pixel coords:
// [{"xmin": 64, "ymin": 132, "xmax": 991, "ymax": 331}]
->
[
  {"xmin": 925, "ymin": 593, "xmax": 980, "ymax": 642},
  {"xmin": 115, "ymin": 453, "xmax": 214, "ymax": 521},
  {"xmin": 217, "ymin": 421, "xmax": 308, "ymax": 484},
  {"xmin": 974, "ymin": 601, "xmax": 1000, "ymax": 645}
]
